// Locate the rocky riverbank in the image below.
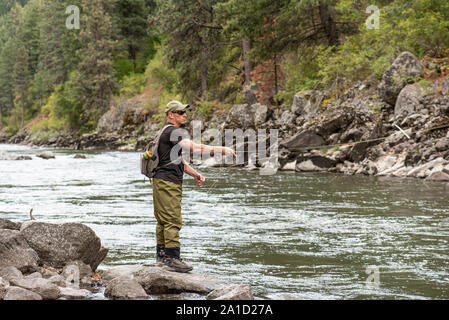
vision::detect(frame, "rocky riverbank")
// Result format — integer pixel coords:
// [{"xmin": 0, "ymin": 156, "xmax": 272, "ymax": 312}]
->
[
  {"xmin": 1, "ymin": 51, "xmax": 449, "ymax": 182},
  {"xmin": 0, "ymin": 218, "xmax": 254, "ymax": 300}
]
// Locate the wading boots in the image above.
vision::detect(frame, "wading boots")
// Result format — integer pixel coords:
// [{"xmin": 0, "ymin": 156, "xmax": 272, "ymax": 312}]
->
[
  {"xmin": 156, "ymin": 244, "xmax": 165, "ymax": 267},
  {"xmin": 163, "ymin": 247, "xmax": 193, "ymax": 273}
]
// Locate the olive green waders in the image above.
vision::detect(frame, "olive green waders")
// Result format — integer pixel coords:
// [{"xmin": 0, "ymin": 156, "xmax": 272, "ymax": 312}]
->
[{"xmin": 152, "ymin": 178, "xmax": 182, "ymax": 249}]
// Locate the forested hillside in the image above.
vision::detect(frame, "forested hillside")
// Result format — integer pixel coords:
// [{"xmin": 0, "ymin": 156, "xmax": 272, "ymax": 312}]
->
[{"xmin": 0, "ymin": 0, "xmax": 448, "ymax": 139}]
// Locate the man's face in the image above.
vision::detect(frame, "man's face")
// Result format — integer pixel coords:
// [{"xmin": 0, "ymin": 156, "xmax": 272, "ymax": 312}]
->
[{"xmin": 168, "ymin": 110, "xmax": 187, "ymax": 126}]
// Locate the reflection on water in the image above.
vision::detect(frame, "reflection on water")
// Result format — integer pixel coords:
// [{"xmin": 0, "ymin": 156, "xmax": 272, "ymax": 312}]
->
[{"xmin": 0, "ymin": 144, "xmax": 448, "ymax": 299}]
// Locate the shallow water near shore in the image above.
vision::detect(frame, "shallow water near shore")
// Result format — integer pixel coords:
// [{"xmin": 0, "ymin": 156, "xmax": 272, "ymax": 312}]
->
[{"xmin": 1, "ymin": 143, "xmax": 448, "ymax": 300}]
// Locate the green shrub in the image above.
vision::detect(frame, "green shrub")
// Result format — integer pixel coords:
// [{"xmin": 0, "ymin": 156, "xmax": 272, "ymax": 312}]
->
[{"xmin": 119, "ymin": 73, "xmax": 146, "ymax": 97}]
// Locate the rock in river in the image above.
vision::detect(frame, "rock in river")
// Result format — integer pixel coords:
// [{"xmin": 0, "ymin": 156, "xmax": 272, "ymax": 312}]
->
[{"xmin": 20, "ymin": 222, "xmax": 108, "ymax": 271}]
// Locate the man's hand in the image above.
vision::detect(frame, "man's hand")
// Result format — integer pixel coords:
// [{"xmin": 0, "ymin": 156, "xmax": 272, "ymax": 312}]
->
[
  {"xmin": 195, "ymin": 174, "xmax": 206, "ymax": 187},
  {"xmin": 221, "ymin": 147, "xmax": 236, "ymax": 158}
]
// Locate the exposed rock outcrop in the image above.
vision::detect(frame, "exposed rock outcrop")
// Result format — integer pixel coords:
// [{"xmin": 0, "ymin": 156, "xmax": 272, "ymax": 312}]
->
[{"xmin": 378, "ymin": 51, "xmax": 425, "ymax": 106}]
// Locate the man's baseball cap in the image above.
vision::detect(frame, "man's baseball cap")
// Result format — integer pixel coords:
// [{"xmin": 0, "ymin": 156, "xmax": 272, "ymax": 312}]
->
[{"xmin": 165, "ymin": 100, "xmax": 191, "ymax": 114}]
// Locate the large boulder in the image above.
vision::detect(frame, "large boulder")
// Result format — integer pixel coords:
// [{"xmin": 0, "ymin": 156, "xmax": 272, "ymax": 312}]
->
[
  {"xmin": 291, "ymin": 90, "xmax": 321, "ymax": 118},
  {"xmin": 378, "ymin": 52, "xmax": 425, "ymax": 105},
  {"xmin": 225, "ymin": 103, "xmax": 268, "ymax": 129},
  {"xmin": 394, "ymin": 83, "xmax": 423, "ymax": 117},
  {"xmin": 9, "ymin": 277, "xmax": 60, "ymax": 300},
  {"xmin": 121, "ymin": 265, "xmax": 226, "ymax": 294},
  {"xmin": 104, "ymin": 276, "xmax": 148, "ymax": 300},
  {"xmin": 58, "ymin": 287, "xmax": 90, "ymax": 300},
  {"xmin": 20, "ymin": 222, "xmax": 108, "ymax": 271},
  {"xmin": 97, "ymin": 99, "xmax": 149, "ymax": 134},
  {"xmin": 0, "ymin": 229, "xmax": 40, "ymax": 273},
  {"xmin": 316, "ymin": 111, "xmax": 354, "ymax": 137},
  {"xmin": 280, "ymin": 130, "xmax": 325, "ymax": 151},
  {"xmin": 0, "ymin": 266, "xmax": 23, "ymax": 282},
  {"xmin": 3, "ymin": 286, "xmax": 43, "ymax": 300}
]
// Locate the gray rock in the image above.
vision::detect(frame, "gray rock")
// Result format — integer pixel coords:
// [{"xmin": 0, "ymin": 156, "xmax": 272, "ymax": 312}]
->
[
  {"xmin": 296, "ymin": 155, "xmax": 337, "ymax": 169},
  {"xmin": 25, "ymin": 272, "xmax": 42, "ymax": 280},
  {"xmin": 426, "ymin": 171, "xmax": 449, "ymax": 181},
  {"xmin": 104, "ymin": 276, "xmax": 148, "ymax": 300},
  {"xmin": 0, "ymin": 152, "xmax": 31, "ymax": 161},
  {"xmin": 62, "ymin": 261, "xmax": 93, "ymax": 280},
  {"xmin": 20, "ymin": 222, "xmax": 108, "ymax": 271},
  {"xmin": 97, "ymin": 99, "xmax": 145, "ymax": 134},
  {"xmin": 296, "ymin": 160, "xmax": 325, "ymax": 172},
  {"xmin": 225, "ymin": 103, "xmax": 268, "ymax": 129},
  {"xmin": 0, "ymin": 277, "xmax": 8, "ymax": 300},
  {"xmin": 252, "ymin": 103, "xmax": 269, "ymax": 126},
  {"xmin": 102, "ymin": 265, "xmax": 143, "ymax": 284},
  {"xmin": 206, "ymin": 284, "xmax": 254, "ymax": 300},
  {"xmin": 0, "ymin": 266, "xmax": 23, "ymax": 282},
  {"xmin": 378, "ymin": 52, "xmax": 425, "ymax": 105},
  {"xmin": 134, "ymin": 266, "xmax": 225, "ymax": 294},
  {"xmin": 394, "ymin": 83, "xmax": 423, "ymax": 117},
  {"xmin": 277, "ymin": 111, "xmax": 296, "ymax": 126},
  {"xmin": 74, "ymin": 154, "xmax": 87, "ymax": 159},
  {"xmin": 36, "ymin": 151, "xmax": 55, "ymax": 159},
  {"xmin": 316, "ymin": 111, "xmax": 355, "ymax": 137},
  {"xmin": 435, "ymin": 138, "xmax": 449, "ymax": 152},
  {"xmin": 340, "ymin": 128, "xmax": 364, "ymax": 143},
  {"xmin": 58, "ymin": 287, "xmax": 90, "ymax": 300},
  {"xmin": 280, "ymin": 130, "xmax": 325, "ymax": 151},
  {"xmin": 48, "ymin": 275, "xmax": 67, "ymax": 287},
  {"xmin": 281, "ymin": 161, "xmax": 297, "ymax": 171},
  {"xmin": 39, "ymin": 267, "xmax": 59, "ymax": 279},
  {"xmin": 0, "ymin": 218, "xmax": 21, "ymax": 230},
  {"xmin": 3, "ymin": 286, "xmax": 43, "ymax": 300},
  {"xmin": 0, "ymin": 229, "xmax": 39, "ymax": 273},
  {"xmin": 442, "ymin": 77, "xmax": 449, "ymax": 95},
  {"xmin": 9, "ymin": 277, "xmax": 60, "ymax": 300},
  {"xmin": 291, "ymin": 90, "xmax": 321, "ymax": 118}
]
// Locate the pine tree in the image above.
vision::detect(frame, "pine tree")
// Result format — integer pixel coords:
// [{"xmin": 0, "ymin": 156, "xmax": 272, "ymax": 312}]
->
[
  {"xmin": 75, "ymin": 0, "xmax": 117, "ymax": 127},
  {"xmin": 13, "ymin": 43, "xmax": 31, "ymax": 128},
  {"xmin": 114, "ymin": 0, "xmax": 149, "ymax": 71},
  {"xmin": 155, "ymin": 0, "xmax": 223, "ymax": 99}
]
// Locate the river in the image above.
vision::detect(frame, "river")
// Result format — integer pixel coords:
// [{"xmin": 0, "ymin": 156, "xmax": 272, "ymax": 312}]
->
[{"xmin": 0, "ymin": 143, "xmax": 448, "ymax": 300}]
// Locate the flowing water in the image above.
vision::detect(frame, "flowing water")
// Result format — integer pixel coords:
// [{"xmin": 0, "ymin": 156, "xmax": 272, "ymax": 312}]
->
[{"xmin": 1, "ymin": 143, "xmax": 448, "ymax": 300}]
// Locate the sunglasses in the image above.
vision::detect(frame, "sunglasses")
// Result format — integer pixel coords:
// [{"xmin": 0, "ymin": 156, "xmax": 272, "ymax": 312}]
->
[{"xmin": 173, "ymin": 110, "xmax": 186, "ymax": 115}]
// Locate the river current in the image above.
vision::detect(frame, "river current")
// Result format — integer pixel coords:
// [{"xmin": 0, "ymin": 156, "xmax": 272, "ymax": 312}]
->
[{"xmin": 0, "ymin": 144, "xmax": 448, "ymax": 299}]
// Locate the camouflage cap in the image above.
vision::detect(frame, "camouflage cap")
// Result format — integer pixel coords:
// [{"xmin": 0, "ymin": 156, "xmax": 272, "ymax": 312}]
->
[{"xmin": 165, "ymin": 100, "xmax": 191, "ymax": 114}]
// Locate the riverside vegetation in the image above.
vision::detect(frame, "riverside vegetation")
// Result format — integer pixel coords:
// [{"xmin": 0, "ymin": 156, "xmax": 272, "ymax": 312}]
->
[{"xmin": 1, "ymin": 1, "xmax": 449, "ymax": 181}]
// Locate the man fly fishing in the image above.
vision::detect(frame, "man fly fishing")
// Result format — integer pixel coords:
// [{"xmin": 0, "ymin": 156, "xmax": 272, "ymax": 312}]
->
[{"xmin": 151, "ymin": 100, "xmax": 236, "ymax": 273}]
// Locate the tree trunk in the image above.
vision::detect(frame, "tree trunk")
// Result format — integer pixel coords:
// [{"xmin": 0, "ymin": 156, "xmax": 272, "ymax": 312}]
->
[
  {"xmin": 21, "ymin": 93, "xmax": 25, "ymax": 129},
  {"xmin": 242, "ymin": 38, "xmax": 252, "ymax": 85},
  {"xmin": 0, "ymin": 103, "xmax": 3, "ymax": 130},
  {"xmin": 318, "ymin": 1, "xmax": 339, "ymax": 46},
  {"xmin": 200, "ymin": 26, "xmax": 208, "ymax": 98},
  {"xmin": 273, "ymin": 54, "xmax": 278, "ymax": 97}
]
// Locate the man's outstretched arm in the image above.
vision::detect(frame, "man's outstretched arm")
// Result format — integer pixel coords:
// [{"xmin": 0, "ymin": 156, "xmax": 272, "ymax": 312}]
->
[{"xmin": 179, "ymin": 139, "xmax": 236, "ymax": 158}]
